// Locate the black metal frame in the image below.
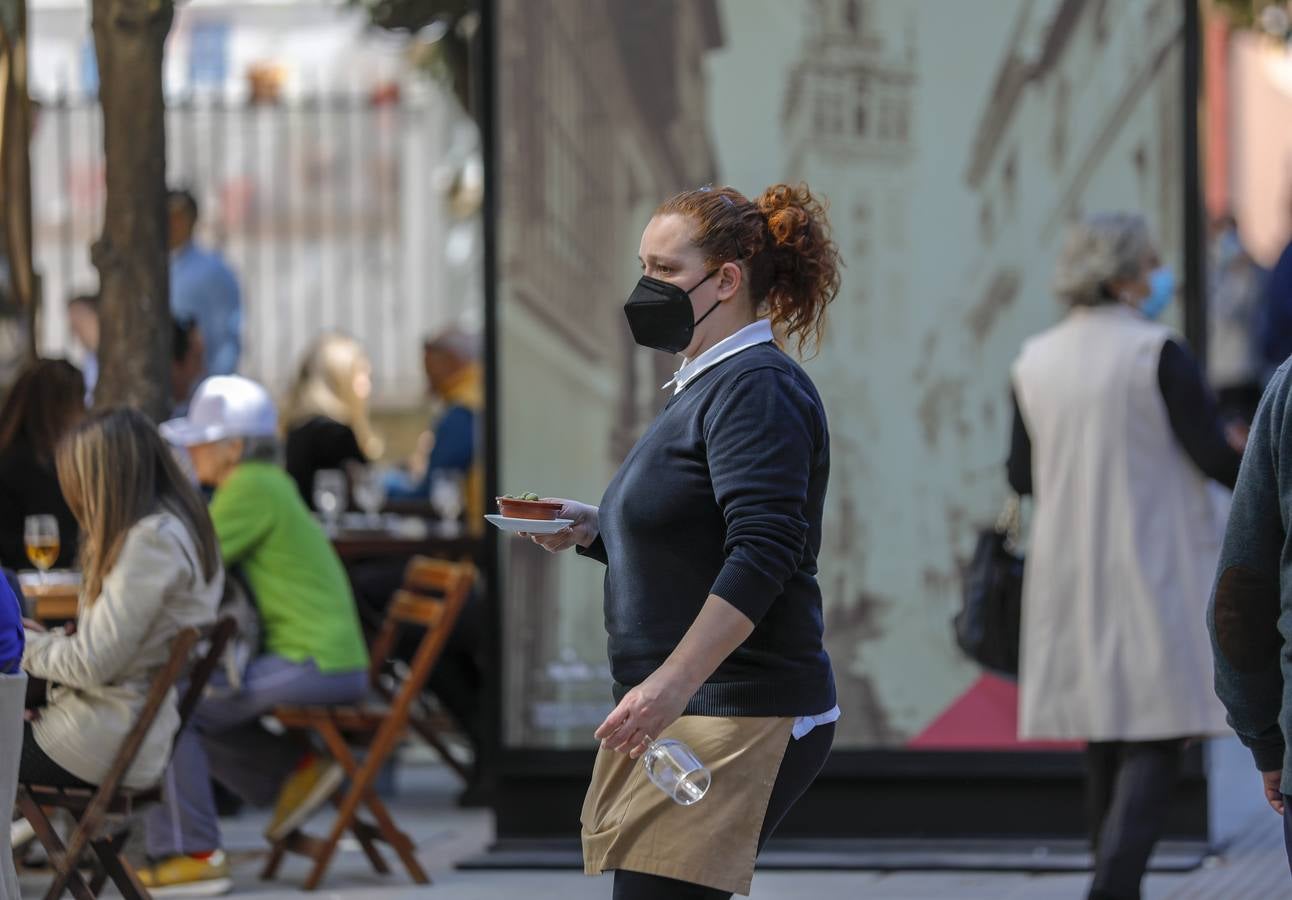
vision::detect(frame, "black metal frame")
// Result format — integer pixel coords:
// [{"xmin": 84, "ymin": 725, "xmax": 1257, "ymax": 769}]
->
[{"xmin": 477, "ymin": 0, "xmax": 1211, "ymax": 843}]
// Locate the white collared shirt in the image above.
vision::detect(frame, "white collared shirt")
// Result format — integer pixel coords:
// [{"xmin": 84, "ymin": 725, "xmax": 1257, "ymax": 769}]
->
[
  {"xmin": 664, "ymin": 319, "xmax": 776, "ymax": 393},
  {"xmin": 661, "ymin": 318, "xmax": 841, "ymax": 739}
]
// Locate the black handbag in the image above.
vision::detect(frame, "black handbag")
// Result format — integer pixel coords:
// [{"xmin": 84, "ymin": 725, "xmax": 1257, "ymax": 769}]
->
[{"xmin": 954, "ymin": 496, "xmax": 1024, "ymax": 678}]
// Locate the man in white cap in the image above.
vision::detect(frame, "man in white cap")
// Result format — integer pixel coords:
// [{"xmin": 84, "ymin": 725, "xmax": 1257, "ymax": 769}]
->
[{"xmin": 141, "ymin": 376, "xmax": 370, "ymax": 897}]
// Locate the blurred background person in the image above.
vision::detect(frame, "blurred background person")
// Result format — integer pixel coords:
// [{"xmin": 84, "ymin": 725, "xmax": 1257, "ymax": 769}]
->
[
  {"xmin": 1260, "ymin": 192, "xmax": 1292, "ymax": 377},
  {"xmin": 19, "ymin": 408, "xmax": 223, "ymax": 880},
  {"xmin": 171, "ymin": 317, "xmax": 206, "ymax": 418},
  {"xmin": 1008, "ymin": 212, "xmax": 1241, "ymax": 900},
  {"xmin": 1207, "ymin": 214, "xmax": 1266, "ymax": 430},
  {"xmin": 168, "ymin": 187, "xmax": 243, "ymax": 378},
  {"xmin": 283, "ymin": 333, "xmax": 383, "ymax": 509},
  {"xmin": 65, "ymin": 293, "xmax": 99, "ymax": 405},
  {"xmin": 0, "ymin": 359, "xmax": 86, "ymax": 572},
  {"xmin": 385, "ymin": 328, "xmax": 482, "ymax": 525}
]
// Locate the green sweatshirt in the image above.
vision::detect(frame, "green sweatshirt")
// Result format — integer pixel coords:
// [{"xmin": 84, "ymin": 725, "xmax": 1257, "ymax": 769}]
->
[{"xmin": 210, "ymin": 461, "xmax": 368, "ymax": 673}]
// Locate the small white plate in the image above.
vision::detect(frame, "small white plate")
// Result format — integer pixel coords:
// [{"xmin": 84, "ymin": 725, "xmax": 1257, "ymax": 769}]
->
[{"xmin": 485, "ymin": 515, "xmax": 574, "ymax": 535}]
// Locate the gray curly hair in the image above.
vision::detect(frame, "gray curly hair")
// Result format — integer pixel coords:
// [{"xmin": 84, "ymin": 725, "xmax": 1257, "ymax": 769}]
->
[{"xmin": 1053, "ymin": 212, "xmax": 1155, "ymax": 307}]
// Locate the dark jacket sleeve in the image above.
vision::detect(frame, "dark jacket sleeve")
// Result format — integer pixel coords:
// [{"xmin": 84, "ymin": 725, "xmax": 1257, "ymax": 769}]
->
[
  {"xmin": 1261, "ymin": 242, "xmax": 1292, "ymax": 369},
  {"xmin": 1157, "ymin": 339, "xmax": 1242, "ymax": 489},
  {"xmin": 1006, "ymin": 389, "xmax": 1033, "ymax": 497},
  {"xmin": 1209, "ymin": 365, "xmax": 1289, "ymax": 773},
  {"xmin": 704, "ymin": 368, "xmax": 818, "ymax": 626},
  {"xmin": 575, "ymin": 534, "xmax": 608, "ymax": 566}
]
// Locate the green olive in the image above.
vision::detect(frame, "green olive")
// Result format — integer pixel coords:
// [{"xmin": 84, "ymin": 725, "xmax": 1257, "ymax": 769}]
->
[{"xmin": 525, "ymin": 492, "xmax": 540, "ymax": 501}]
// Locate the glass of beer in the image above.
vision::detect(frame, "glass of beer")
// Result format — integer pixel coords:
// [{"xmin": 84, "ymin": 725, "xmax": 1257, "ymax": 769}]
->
[{"xmin": 24, "ymin": 515, "xmax": 60, "ymax": 584}]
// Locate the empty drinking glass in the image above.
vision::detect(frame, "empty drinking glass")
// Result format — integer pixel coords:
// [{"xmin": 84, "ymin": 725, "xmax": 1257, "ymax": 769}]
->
[
  {"xmin": 313, "ymin": 469, "xmax": 347, "ymax": 534},
  {"xmin": 429, "ymin": 470, "xmax": 464, "ymax": 523},
  {"xmin": 352, "ymin": 465, "xmax": 387, "ymax": 526},
  {"xmin": 641, "ymin": 736, "xmax": 710, "ymax": 806}
]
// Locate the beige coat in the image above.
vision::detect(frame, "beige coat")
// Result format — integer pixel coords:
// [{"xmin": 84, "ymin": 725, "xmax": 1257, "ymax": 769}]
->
[
  {"xmin": 1012, "ymin": 305, "xmax": 1230, "ymax": 742},
  {"xmin": 23, "ymin": 512, "xmax": 224, "ymax": 789}
]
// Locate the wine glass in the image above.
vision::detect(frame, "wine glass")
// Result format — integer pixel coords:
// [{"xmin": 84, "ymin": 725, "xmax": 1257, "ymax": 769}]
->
[
  {"xmin": 352, "ymin": 465, "xmax": 387, "ymax": 527},
  {"xmin": 313, "ymin": 469, "xmax": 347, "ymax": 535},
  {"xmin": 429, "ymin": 470, "xmax": 464, "ymax": 524},
  {"xmin": 25, "ymin": 515, "xmax": 60, "ymax": 585}
]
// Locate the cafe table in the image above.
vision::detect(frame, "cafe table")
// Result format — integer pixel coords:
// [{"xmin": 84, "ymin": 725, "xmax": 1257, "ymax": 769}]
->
[
  {"xmin": 328, "ymin": 514, "xmax": 482, "ymax": 566},
  {"xmin": 19, "ymin": 571, "xmax": 80, "ymax": 624}
]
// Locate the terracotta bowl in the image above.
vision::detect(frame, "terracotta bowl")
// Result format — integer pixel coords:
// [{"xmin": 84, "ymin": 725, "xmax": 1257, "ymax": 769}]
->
[{"xmin": 496, "ymin": 497, "xmax": 564, "ymax": 521}]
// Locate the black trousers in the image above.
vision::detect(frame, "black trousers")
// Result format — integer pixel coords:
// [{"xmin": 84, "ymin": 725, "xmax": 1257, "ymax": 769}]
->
[
  {"xmin": 1084, "ymin": 738, "xmax": 1185, "ymax": 900},
  {"xmin": 19, "ymin": 722, "xmax": 90, "ymax": 788},
  {"xmin": 611, "ymin": 721, "xmax": 835, "ymax": 900}
]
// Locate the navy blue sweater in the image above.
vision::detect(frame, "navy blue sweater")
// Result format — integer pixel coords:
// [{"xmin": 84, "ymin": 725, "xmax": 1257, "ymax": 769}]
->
[{"xmin": 580, "ymin": 343, "xmax": 836, "ymax": 717}]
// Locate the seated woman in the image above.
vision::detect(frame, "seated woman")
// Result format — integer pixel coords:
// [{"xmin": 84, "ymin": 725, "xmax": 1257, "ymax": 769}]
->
[
  {"xmin": 0, "ymin": 359, "xmax": 86, "ymax": 571},
  {"xmin": 147, "ymin": 375, "xmax": 370, "ymax": 896},
  {"xmin": 283, "ymin": 333, "xmax": 382, "ymax": 508},
  {"xmin": 18, "ymin": 407, "xmax": 223, "ymax": 792}
]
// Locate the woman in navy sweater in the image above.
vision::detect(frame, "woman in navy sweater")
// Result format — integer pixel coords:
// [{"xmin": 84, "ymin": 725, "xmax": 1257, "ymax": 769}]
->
[{"xmin": 531, "ymin": 184, "xmax": 841, "ymax": 900}]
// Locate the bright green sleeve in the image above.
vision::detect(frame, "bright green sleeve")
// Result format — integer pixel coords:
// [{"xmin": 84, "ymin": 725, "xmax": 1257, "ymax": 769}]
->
[{"xmin": 209, "ymin": 467, "xmax": 274, "ymax": 566}]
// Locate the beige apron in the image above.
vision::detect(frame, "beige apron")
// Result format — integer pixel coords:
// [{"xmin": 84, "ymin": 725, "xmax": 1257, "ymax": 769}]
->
[{"xmin": 581, "ymin": 715, "xmax": 794, "ymax": 896}]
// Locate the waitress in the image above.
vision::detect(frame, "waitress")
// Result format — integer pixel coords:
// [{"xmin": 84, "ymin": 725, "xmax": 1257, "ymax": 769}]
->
[{"xmin": 531, "ymin": 183, "xmax": 841, "ymax": 900}]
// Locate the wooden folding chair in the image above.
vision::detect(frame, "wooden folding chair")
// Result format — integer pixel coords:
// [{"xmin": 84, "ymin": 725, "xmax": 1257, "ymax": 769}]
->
[
  {"xmin": 265, "ymin": 556, "xmax": 475, "ymax": 890},
  {"xmin": 17, "ymin": 617, "xmax": 238, "ymax": 900}
]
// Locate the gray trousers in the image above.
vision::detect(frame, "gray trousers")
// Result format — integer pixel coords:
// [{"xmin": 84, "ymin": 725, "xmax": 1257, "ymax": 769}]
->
[
  {"xmin": 1, "ymin": 672, "xmax": 27, "ymax": 900},
  {"xmin": 145, "ymin": 655, "xmax": 366, "ymax": 858}
]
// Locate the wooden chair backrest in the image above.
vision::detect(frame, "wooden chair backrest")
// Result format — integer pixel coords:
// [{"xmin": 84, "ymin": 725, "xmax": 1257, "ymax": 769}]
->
[{"xmin": 366, "ymin": 557, "xmax": 474, "ymax": 724}]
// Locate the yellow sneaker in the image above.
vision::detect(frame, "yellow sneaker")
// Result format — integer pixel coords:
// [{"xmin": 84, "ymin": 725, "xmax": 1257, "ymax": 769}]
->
[
  {"xmin": 264, "ymin": 757, "xmax": 344, "ymax": 841},
  {"xmin": 137, "ymin": 851, "xmax": 232, "ymax": 897}
]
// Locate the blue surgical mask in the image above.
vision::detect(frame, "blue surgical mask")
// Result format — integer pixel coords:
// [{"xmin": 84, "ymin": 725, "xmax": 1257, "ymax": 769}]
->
[
  {"xmin": 1138, "ymin": 266, "xmax": 1175, "ymax": 321},
  {"xmin": 1215, "ymin": 229, "xmax": 1242, "ymax": 269}
]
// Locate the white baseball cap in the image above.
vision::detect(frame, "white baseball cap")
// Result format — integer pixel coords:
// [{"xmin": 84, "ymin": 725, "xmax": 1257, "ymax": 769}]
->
[{"xmin": 160, "ymin": 376, "xmax": 279, "ymax": 447}]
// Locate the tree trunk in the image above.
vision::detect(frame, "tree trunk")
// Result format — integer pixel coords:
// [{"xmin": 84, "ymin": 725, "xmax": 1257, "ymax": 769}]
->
[
  {"xmin": 90, "ymin": 0, "xmax": 172, "ymax": 421},
  {"xmin": 0, "ymin": 0, "xmax": 38, "ymax": 386}
]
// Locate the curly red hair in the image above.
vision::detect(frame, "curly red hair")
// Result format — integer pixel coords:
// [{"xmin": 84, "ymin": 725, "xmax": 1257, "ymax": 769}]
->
[{"xmin": 655, "ymin": 183, "xmax": 842, "ymax": 353}]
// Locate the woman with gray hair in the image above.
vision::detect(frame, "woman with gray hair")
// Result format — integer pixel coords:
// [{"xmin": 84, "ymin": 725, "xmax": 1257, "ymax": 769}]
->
[{"xmin": 1008, "ymin": 213, "xmax": 1241, "ymax": 900}]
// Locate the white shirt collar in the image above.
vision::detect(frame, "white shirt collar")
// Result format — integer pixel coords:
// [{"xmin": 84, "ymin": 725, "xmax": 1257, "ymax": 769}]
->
[{"xmin": 663, "ymin": 319, "xmax": 775, "ymax": 394}]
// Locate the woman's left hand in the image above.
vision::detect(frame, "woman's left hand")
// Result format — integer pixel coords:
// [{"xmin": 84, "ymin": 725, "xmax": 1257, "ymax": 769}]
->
[{"xmin": 595, "ymin": 667, "xmax": 693, "ymax": 759}]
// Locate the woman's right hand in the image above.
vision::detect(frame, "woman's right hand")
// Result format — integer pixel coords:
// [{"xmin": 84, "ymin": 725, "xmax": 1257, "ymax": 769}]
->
[{"xmin": 526, "ymin": 499, "xmax": 599, "ymax": 553}]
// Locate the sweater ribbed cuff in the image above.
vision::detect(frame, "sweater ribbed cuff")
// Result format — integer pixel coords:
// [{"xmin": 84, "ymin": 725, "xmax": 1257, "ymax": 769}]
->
[
  {"xmin": 709, "ymin": 560, "xmax": 781, "ymax": 625},
  {"xmin": 1247, "ymin": 738, "xmax": 1287, "ymax": 773}
]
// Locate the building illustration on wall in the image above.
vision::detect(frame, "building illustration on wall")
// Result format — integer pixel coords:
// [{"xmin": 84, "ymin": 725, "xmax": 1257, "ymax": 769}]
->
[{"xmin": 781, "ymin": 0, "xmax": 919, "ymax": 744}]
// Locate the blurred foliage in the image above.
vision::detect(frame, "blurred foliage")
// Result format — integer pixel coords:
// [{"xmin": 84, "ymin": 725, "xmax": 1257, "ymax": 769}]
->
[
  {"xmin": 1213, "ymin": 0, "xmax": 1288, "ymax": 34},
  {"xmin": 349, "ymin": 0, "xmax": 479, "ymax": 115}
]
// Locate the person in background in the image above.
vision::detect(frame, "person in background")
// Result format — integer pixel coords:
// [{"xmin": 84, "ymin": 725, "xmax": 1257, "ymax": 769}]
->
[
  {"xmin": 1208, "ymin": 214, "xmax": 1267, "ymax": 429},
  {"xmin": 385, "ymin": 328, "xmax": 482, "ymax": 523},
  {"xmin": 171, "ymin": 317, "xmax": 206, "ymax": 418},
  {"xmin": 1260, "ymin": 192, "xmax": 1292, "ymax": 375},
  {"xmin": 19, "ymin": 409, "xmax": 223, "ymax": 868},
  {"xmin": 284, "ymin": 333, "xmax": 382, "ymax": 508},
  {"xmin": 1209, "ymin": 358, "xmax": 1292, "ymax": 879},
  {"xmin": 168, "ymin": 188, "xmax": 243, "ymax": 377},
  {"xmin": 66, "ymin": 293, "xmax": 99, "ymax": 405},
  {"xmin": 1009, "ymin": 213, "xmax": 1241, "ymax": 900},
  {"xmin": 0, "ymin": 359, "xmax": 85, "ymax": 571},
  {"xmin": 145, "ymin": 375, "xmax": 369, "ymax": 896}
]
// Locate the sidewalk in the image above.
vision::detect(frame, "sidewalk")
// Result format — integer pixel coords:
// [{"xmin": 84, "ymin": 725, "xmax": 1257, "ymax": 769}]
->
[{"xmin": 18, "ymin": 763, "xmax": 1289, "ymax": 899}]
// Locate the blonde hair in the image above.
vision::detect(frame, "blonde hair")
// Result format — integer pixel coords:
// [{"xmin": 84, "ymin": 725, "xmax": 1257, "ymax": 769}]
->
[
  {"xmin": 285, "ymin": 333, "xmax": 383, "ymax": 459},
  {"xmin": 56, "ymin": 408, "xmax": 220, "ymax": 604}
]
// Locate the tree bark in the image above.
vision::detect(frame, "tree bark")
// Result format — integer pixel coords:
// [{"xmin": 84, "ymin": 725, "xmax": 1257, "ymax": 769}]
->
[{"xmin": 90, "ymin": 0, "xmax": 172, "ymax": 421}]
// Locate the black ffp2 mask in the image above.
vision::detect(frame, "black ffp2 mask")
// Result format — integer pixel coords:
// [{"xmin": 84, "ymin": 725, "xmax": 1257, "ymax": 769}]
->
[{"xmin": 623, "ymin": 270, "xmax": 721, "ymax": 354}]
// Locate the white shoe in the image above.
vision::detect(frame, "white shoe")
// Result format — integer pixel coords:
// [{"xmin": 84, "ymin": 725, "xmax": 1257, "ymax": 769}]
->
[{"xmin": 10, "ymin": 817, "xmax": 35, "ymax": 851}]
